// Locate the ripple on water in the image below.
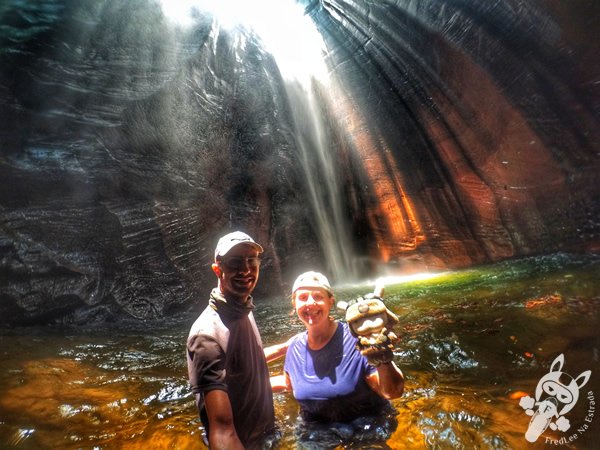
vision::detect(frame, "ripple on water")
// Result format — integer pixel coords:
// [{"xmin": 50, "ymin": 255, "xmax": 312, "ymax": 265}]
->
[
  {"xmin": 291, "ymin": 410, "xmax": 398, "ymax": 449},
  {"xmin": 142, "ymin": 380, "xmax": 191, "ymax": 405},
  {"xmin": 9, "ymin": 428, "xmax": 35, "ymax": 446},
  {"xmin": 402, "ymin": 333, "xmax": 481, "ymax": 372},
  {"xmin": 418, "ymin": 405, "xmax": 510, "ymax": 449}
]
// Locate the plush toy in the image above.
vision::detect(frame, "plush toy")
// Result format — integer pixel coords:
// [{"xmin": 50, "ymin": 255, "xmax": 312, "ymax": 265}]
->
[{"xmin": 337, "ymin": 283, "xmax": 399, "ymax": 366}]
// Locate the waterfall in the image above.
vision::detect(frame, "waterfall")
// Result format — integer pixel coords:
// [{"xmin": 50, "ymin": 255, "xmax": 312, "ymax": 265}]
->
[
  {"xmin": 284, "ymin": 81, "xmax": 359, "ymax": 282},
  {"xmin": 236, "ymin": 0, "xmax": 360, "ymax": 282}
]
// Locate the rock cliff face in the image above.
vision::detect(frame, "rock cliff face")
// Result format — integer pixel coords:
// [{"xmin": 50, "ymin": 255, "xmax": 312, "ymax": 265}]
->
[
  {"xmin": 309, "ymin": 0, "xmax": 599, "ymax": 269},
  {"xmin": 0, "ymin": 0, "xmax": 598, "ymax": 325}
]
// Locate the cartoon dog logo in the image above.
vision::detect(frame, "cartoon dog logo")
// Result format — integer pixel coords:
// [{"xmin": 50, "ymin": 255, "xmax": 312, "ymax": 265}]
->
[{"xmin": 519, "ymin": 354, "xmax": 591, "ymax": 442}]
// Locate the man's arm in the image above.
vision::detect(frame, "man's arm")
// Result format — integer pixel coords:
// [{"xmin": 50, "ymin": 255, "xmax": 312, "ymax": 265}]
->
[
  {"xmin": 204, "ymin": 390, "xmax": 244, "ymax": 450},
  {"xmin": 263, "ymin": 339, "xmax": 291, "ymax": 363},
  {"xmin": 187, "ymin": 333, "xmax": 242, "ymax": 448},
  {"xmin": 270, "ymin": 372, "xmax": 292, "ymax": 393}
]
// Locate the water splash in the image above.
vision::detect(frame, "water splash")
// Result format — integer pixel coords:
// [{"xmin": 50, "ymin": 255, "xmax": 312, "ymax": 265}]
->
[{"xmin": 9, "ymin": 428, "xmax": 35, "ymax": 446}]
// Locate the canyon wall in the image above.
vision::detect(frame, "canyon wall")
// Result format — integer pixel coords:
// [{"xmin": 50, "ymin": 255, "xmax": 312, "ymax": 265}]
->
[{"xmin": 0, "ymin": 0, "xmax": 597, "ymax": 325}]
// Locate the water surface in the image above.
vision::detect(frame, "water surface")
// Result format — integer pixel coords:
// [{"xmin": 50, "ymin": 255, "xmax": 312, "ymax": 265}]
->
[{"xmin": 1, "ymin": 253, "xmax": 599, "ymax": 448}]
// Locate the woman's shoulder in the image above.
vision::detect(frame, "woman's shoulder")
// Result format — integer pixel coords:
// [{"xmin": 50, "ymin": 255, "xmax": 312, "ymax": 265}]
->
[
  {"xmin": 284, "ymin": 331, "xmax": 308, "ymax": 371},
  {"xmin": 340, "ymin": 321, "xmax": 355, "ymax": 340},
  {"xmin": 289, "ymin": 330, "xmax": 308, "ymax": 349}
]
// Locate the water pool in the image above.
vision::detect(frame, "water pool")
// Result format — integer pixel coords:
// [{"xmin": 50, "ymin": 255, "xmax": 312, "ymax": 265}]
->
[{"xmin": 1, "ymin": 253, "xmax": 598, "ymax": 449}]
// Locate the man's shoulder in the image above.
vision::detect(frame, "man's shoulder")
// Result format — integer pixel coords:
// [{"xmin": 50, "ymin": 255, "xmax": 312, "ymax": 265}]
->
[
  {"xmin": 188, "ymin": 306, "xmax": 229, "ymax": 348},
  {"xmin": 189, "ymin": 304, "xmax": 217, "ymax": 327}
]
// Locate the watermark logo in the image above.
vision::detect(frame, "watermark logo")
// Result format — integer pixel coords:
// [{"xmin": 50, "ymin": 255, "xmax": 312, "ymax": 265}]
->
[{"xmin": 519, "ymin": 354, "xmax": 592, "ymax": 443}]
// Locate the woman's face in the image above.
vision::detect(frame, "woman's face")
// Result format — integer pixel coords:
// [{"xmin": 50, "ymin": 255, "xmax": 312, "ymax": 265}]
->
[{"xmin": 293, "ymin": 288, "xmax": 334, "ymax": 327}]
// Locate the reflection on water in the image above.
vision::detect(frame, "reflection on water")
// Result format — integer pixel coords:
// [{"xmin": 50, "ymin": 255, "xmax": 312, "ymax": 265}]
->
[{"xmin": 0, "ymin": 253, "xmax": 599, "ymax": 449}]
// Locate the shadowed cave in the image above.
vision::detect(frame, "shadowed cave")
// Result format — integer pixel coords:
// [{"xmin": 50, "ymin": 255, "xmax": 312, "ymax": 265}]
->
[{"xmin": 0, "ymin": 0, "xmax": 598, "ymax": 325}]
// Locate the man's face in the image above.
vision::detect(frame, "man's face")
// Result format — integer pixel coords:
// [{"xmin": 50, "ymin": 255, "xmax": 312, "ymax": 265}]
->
[{"xmin": 213, "ymin": 244, "xmax": 261, "ymax": 302}]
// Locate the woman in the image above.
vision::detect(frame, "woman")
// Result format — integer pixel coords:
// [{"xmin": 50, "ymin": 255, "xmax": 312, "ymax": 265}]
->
[{"xmin": 271, "ymin": 271, "xmax": 404, "ymax": 448}]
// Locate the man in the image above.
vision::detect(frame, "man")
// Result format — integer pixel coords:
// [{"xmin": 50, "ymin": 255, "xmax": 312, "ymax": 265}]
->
[{"xmin": 186, "ymin": 231, "xmax": 282, "ymax": 449}]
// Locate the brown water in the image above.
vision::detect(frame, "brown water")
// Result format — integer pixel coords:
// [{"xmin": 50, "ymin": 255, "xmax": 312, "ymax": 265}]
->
[{"xmin": 1, "ymin": 253, "xmax": 599, "ymax": 449}]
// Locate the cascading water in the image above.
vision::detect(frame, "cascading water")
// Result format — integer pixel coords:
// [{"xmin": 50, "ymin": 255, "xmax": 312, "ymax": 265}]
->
[{"xmin": 282, "ymin": 81, "xmax": 359, "ymax": 281}]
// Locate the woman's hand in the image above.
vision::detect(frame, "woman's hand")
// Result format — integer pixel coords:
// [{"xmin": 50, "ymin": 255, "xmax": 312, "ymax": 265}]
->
[
  {"xmin": 365, "ymin": 361, "xmax": 405, "ymax": 400},
  {"xmin": 357, "ymin": 327, "xmax": 399, "ymax": 366}
]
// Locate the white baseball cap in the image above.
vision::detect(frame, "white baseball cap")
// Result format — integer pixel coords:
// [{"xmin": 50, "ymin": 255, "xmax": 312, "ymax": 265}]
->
[
  {"xmin": 214, "ymin": 231, "xmax": 264, "ymax": 261},
  {"xmin": 292, "ymin": 271, "xmax": 333, "ymax": 295}
]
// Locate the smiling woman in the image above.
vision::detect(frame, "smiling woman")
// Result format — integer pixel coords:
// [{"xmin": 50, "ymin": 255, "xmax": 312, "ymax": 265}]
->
[{"xmin": 269, "ymin": 271, "xmax": 406, "ymax": 448}]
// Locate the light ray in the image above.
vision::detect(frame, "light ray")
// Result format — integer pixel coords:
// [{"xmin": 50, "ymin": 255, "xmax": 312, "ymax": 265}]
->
[{"xmin": 159, "ymin": 0, "xmax": 329, "ymax": 85}]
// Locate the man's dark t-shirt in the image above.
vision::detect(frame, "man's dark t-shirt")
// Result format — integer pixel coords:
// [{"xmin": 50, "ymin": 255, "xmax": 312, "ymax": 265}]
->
[{"xmin": 187, "ymin": 288, "xmax": 276, "ymax": 448}]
